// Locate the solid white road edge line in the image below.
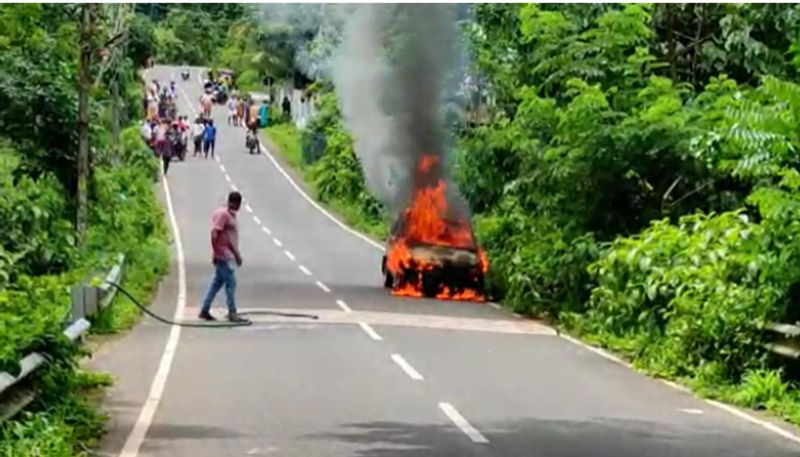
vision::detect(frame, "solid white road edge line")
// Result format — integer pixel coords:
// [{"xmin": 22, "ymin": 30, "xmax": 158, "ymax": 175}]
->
[
  {"xmin": 273, "ymin": 238, "xmax": 283, "ymax": 247},
  {"xmin": 438, "ymin": 402, "xmax": 489, "ymax": 444},
  {"xmin": 315, "ymin": 281, "xmax": 331, "ymax": 293},
  {"xmin": 391, "ymin": 354, "xmax": 424, "ymax": 381},
  {"xmin": 119, "ymin": 168, "xmax": 186, "ymax": 457},
  {"xmin": 284, "ymin": 250, "xmax": 296, "ymax": 261},
  {"xmin": 560, "ymin": 333, "xmax": 800, "ymax": 446},
  {"xmin": 299, "ymin": 265, "xmax": 312, "ymax": 276},
  {"xmin": 705, "ymin": 400, "xmax": 800, "ymax": 446},
  {"xmin": 336, "ymin": 299, "xmax": 352, "ymax": 313},
  {"xmin": 259, "ymin": 143, "xmax": 385, "ymax": 252},
  {"xmin": 359, "ymin": 322, "xmax": 382, "ymax": 341}
]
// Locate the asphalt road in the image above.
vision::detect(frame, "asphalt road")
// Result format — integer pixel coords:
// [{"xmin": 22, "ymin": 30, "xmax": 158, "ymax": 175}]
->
[{"xmin": 90, "ymin": 66, "xmax": 800, "ymax": 457}]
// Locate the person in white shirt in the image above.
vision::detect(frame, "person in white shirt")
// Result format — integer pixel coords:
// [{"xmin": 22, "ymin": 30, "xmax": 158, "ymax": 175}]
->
[
  {"xmin": 192, "ymin": 117, "xmax": 206, "ymax": 157},
  {"xmin": 140, "ymin": 120, "xmax": 152, "ymax": 143}
]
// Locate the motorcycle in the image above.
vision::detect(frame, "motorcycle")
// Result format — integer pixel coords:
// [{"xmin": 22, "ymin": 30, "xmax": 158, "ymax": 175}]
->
[
  {"xmin": 181, "ymin": 69, "xmax": 190, "ymax": 81},
  {"xmin": 245, "ymin": 130, "xmax": 259, "ymax": 155}
]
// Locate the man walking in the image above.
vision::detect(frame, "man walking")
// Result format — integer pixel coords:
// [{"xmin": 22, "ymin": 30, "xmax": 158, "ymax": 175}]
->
[
  {"xmin": 199, "ymin": 191, "xmax": 249, "ymax": 323},
  {"xmin": 203, "ymin": 119, "xmax": 217, "ymax": 159}
]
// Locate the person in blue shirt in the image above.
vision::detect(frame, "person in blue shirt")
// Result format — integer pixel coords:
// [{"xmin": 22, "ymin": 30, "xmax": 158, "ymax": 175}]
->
[{"xmin": 203, "ymin": 119, "xmax": 217, "ymax": 159}]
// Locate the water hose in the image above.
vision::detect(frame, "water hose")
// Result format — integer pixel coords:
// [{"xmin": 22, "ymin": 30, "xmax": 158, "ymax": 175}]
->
[{"xmin": 105, "ymin": 280, "xmax": 318, "ymax": 328}]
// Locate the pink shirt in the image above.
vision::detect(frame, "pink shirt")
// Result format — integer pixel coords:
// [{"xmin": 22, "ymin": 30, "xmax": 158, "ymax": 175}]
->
[{"xmin": 211, "ymin": 207, "xmax": 238, "ymax": 261}]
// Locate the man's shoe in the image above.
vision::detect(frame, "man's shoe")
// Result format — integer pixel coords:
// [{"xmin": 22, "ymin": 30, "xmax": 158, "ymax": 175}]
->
[
  {"xmin": 227, "ymin": 312, "xmax": 250, "ymax": 324},
  {"xmin": 198, "ymin": 312, "xmax": 217, "ymax": 321}
]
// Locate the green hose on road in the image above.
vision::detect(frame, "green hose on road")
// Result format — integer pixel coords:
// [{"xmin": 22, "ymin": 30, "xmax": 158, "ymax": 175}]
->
[{"xmin": 105, "ymin": 280, "xmax": 319, "ymax": 328}]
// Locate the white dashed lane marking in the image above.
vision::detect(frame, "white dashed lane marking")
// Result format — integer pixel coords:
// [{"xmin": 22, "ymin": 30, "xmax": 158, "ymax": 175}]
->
[
  {"xmin": 391, "ymin": 354, "xmax": 424, "ymax": 381},
  {"xmin": 224, "ymin": 174, "xmax": 231, "ymax": 182},
  {"xmin": 359, "ymin": 322, "xmax": 382, "ymax": 341},
  {"xmin": 283, "ymin": 250, "xmax": 296, "ymax": 261},
  {"xmin": 245, "ymin": 204, "xmax": 253, "ymax": 213},
  {"xmin": 439, "ymin": 402, "xmax": 489, "ymax": 444},
  {"xmin": 262, "ymin": 226, "xmax": 272, "ymax": 235},
  {"xmin": 299, "ymin": 265, "xmax": 312, "ymax": 276},
  {"xmin": 315, "ymin": 281, "xmax": 331, "ymax": 293},
  {"xmin": 336, "ymin": 299, "xmax": 352, "ymax": 313},
  {"xmin": 679, "ymin": 408, "xmax": 704, "ymax": 415},
  {"xmin": 253, "ymin": 216, "xmax": 261, "ymax": 225},
  {"xmin": 273, "ymin": 238, "xmax": 283, "ymax": 247}
]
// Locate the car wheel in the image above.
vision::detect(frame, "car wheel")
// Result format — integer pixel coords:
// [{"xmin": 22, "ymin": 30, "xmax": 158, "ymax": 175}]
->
[
  {"xmin": 421, "ymin": 273, "xmax": 440, "ymax": 298},
  {"xmin": 383, "ymin": 270, "xmax": 394, "ymax": 289}
]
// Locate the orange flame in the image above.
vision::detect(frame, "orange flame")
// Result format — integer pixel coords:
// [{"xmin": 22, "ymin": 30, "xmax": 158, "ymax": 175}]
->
[{"xmin": 385, "ymin": 154, "xmax": 487, "ymax": 302}]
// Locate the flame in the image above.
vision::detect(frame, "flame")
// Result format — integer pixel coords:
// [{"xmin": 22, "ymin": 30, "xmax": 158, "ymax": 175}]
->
[
  {"xmin": 385, "ymin": 154, "xmax": 487, "ymax": 302},
  {"xmin": 478, "ymin": 249, "xmax": 489, "ymax": 273}
]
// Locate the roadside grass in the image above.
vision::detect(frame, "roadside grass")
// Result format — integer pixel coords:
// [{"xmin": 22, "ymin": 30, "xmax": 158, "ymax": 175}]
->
[
  {"xmin": 263, "ymin": 123, "xmax": 388, "ymax": 241},
  {"xmin": 0, "ymin": 369, "xmax": 113, "ymax": 457}
]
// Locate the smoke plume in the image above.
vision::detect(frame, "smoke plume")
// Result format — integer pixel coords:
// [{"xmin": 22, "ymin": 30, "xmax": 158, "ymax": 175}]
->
[
  {"xmin": 257, "ymin": 4, "xmax": 471, "ymax": 224},
  {"xmin": 331, "ymin": 4, "xmax": 469, "ymax": 222}
]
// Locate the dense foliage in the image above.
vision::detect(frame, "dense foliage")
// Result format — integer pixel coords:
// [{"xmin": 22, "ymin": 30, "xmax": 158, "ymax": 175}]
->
[
  {"xmin": 0, "ymin": 4, "xmax": 169, "ymax": 454},
  {"xmin": 459, "ymin": 3, "xmax": 800, "ymax": 422},
  {"xmin": 134, "ymin": 3, "xmax": 246, "ymax": 66}
]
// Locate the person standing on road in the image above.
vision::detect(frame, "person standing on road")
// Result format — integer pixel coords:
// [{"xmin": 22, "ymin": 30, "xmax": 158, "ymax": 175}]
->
[
  {"xmin": 162, "ymin": 121, "xmax": 178, "ymax": 175},
  {"xmin": 203, "ymin": 119, "xmax": 217, "ymax": 159},
  {"xmin": 200, "ymin": 90, "xmax": 213, "ymax": 117},
  {"xmin": 235, "ymin": 97, "xmax": 245, "ymax": 127},
  {"xmin": 199, "ymin": 191, "xmax": 249, "ymax": 323},
  {"xmin": 227, "ymin": 95, "xmax": 237, "ymax": 126},
  {"xmin": 192, "ymin": 117, "xmax": 205, "ymax": 157},
  {"xmin": 248, "ymin": 100, "xmax": 259, "ymax": 131}
]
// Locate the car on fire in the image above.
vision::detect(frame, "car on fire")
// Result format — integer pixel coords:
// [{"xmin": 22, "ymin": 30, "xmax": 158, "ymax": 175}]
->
[{"xmin": 381, "ymin": 217, "xmax": 487, "ymax": 300}]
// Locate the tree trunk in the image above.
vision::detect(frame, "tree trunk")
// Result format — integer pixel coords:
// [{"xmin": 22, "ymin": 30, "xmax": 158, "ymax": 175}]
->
[
  {"xmin": 666, "ymin": 5, "xmax": 678, "ymax": 82},
  {"xmin": 111, "ymin": 74, "xmax": 121, "ymax": 164},
  {"xmin": 77, "ymin": 4, "xmax": 94, "ymax": 247}
]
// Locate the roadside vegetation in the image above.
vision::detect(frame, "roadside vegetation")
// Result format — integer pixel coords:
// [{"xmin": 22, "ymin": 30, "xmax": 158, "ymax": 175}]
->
[
  {"xmin": 0, "ymin": 4, "xmax": 168, "ymax": 455},
  {"xmin": 212, "ymin": 4, "xmax": 800, "ymax": 426}
]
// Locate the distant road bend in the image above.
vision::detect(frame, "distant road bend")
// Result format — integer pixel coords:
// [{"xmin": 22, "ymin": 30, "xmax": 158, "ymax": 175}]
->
[{"xmin": 91, "ymin": 65, "xmax": 800, "ymax": 457}]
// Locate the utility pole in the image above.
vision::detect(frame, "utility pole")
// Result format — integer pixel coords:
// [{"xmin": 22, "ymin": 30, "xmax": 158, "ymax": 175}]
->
[{"xmin": 77, "ymin": 4, "xmax": 95, "ymax": 246}]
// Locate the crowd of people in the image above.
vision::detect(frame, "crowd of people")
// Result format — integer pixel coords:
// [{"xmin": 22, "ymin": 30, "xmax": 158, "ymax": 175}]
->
[
  {"xmin": 140, "ymin": 77, "xmax": 220, "ymax": 175},
  {"xmin": 139, "ymin": 71, "xmax": 277, "ymax": 175}
]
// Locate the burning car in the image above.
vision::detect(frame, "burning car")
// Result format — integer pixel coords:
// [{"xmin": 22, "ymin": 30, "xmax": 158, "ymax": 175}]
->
[{"xmin": 381, "ymin": 156, "xmax": 488, "ymax": 301}]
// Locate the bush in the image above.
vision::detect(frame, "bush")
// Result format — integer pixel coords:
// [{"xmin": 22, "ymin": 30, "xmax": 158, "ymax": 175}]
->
[
  {"xmin": 236, "ymin": 69, "xmax": 261, "ymax": 91},
  {"xmin": 581, "ymin": 208, "xmax": 799, "ymax": 381}
]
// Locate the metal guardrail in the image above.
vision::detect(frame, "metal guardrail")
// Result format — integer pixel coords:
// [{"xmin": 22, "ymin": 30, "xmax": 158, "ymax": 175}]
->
[
  {"xmin": 765, "ymin": 322, "xmax": 800, "ymax": 359},
  {"xmin": 0, "ymin": 254, "xmax": 125, "ymax": 423}
]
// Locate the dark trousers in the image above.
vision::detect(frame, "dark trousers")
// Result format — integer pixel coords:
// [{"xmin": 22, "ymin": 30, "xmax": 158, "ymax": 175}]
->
[
  {"xmin": 162, "ymin": 154, "xmax": 171, "ymax": 175},
  {"xmin": 194, "ymin": 138, "xmax": 202, "ymax": 156},
  {"xmin": 204, "ymin": 139, "xmax": 215, "ymax": 158}
]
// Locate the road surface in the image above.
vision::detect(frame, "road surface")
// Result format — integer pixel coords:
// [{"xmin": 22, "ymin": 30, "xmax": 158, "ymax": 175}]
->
[{"xmin": 90, "ymin": 66, "xmax": 800, "ymax": 457}]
